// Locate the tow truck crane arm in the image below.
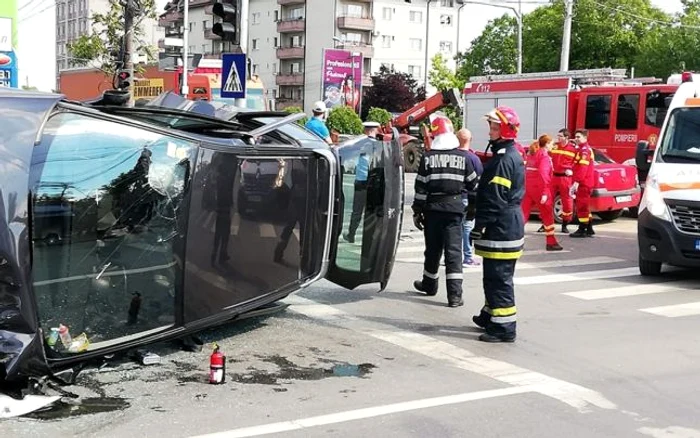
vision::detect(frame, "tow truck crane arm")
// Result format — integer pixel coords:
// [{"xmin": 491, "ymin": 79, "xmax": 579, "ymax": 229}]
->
[{"xmin": 390, "ymin": 88, "xmax": 463, "ymax": 130}]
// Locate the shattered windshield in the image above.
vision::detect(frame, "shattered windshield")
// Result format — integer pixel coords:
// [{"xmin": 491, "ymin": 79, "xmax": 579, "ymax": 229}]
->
[
  {"xmin": 658, "ymin": 107, "xmax": 700, "ymax": 163},
  {"xmin": 30, "ymin": 112, "xmax": 196, "ymax": 354}
]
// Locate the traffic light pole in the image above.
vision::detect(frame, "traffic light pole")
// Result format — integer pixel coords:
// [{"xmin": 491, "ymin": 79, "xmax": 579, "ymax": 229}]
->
[
  {"xmin": 235, "ymin": 0, "xmax": 249, "ymax": 108},
  {"xmin": 124, "ymin": 0, "xmax": 135, "ymax": 105},
  {"xmin": 182, "ymin": 0, "xmax": 189, "ymax": 97}
]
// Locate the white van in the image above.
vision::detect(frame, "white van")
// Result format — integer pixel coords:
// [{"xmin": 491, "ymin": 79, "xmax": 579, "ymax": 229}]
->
[{"xmin": 636, "ymin": 79, "xmax": 700, "ymax": 275}]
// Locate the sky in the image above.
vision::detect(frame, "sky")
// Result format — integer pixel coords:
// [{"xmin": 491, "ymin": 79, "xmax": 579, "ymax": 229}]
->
[{"xmin": 15, "ymin": 0, "xmax": 684, "ymax": 92}]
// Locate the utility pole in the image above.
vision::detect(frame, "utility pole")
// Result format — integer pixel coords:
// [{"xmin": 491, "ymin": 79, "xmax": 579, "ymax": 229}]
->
[
  {"xmin": 560, "ymin": 0, "xmax": 574, "ymax": 71},
  {"xmin": 424, "ymin": 0, "xmax": 436, "ymax": 91},
  {"xmin": 235, "ymin": 0, "xmax": 249, "ymax": 108}
]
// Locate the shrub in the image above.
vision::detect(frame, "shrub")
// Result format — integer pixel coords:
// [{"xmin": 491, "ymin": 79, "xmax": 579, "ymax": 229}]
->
[
  {"xmin": 366, "ymin": 107, "xmax": 392, "ymax": 125},
  {"xmin": 283, "ymin": 106, "xmax": 307, "ymax": 126},
  {"xmin": 326, "ymin": 106, "xmax": 364, "ymax": 135}
]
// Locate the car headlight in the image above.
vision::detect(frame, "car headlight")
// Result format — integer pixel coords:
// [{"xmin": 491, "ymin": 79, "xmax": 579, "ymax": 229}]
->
[{"xmin": 642, "ymin": 176, "xmax": 671, "ymax": 221}]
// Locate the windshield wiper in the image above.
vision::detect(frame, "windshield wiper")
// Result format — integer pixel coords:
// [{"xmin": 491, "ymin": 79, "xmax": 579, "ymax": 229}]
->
[{"xmin": 661, "ymin": 152, "xmax": 700, "ymax": 163}]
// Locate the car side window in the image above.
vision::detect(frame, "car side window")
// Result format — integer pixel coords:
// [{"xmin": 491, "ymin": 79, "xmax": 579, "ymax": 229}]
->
[
  {"xmin": 616, "ymin": 94, "xmax": 640, "ymax": 130},
  {"xmin": 30, "ymin": 111, "xmax": 196, "ymax": 355},
  {"xmin": 585, "ymin": 94, "xmax": 612, "ymax": 130}
]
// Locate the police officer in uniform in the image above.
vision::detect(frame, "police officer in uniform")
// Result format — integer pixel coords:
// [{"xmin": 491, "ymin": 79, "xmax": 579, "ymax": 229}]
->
[
  {"xmin": 471, "ymin": 106, "xmax": 525, "ymax": 342},
  {"xmin": 413, "ymin": 114, "xmax": 479, "ymax": 307}
]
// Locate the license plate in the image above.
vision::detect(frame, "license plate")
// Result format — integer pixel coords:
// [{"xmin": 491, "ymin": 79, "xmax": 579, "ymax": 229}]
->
[{"xmin": 615, "ymin": 195, "xmax": 632, "ymax": 203}]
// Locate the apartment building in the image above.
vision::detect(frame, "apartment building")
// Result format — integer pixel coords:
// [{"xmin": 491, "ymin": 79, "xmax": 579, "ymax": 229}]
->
[
  {"xmin": 159, "ymin": 0, "xmax": 466, "ymax": 113},
  {"xmin": 56, "ymin": 0, "xmax": 161, "ymax": 75}
]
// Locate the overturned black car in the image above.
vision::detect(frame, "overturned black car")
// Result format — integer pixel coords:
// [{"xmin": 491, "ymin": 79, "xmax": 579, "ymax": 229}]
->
[{"xmin": 0, "ymin": 89, "xmax": 404, "ymax": 389}]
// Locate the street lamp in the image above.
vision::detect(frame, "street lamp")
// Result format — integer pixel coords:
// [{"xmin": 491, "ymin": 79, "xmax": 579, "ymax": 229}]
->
[{"xmin": 457, "ymin": 0, "xmax": 523, "ymax": 75}]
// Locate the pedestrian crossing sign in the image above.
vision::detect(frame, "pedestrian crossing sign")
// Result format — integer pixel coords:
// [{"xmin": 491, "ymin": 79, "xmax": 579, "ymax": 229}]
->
[{"xmin": 221, "ymin": 53, "xmax": 247, "ymax": 99}]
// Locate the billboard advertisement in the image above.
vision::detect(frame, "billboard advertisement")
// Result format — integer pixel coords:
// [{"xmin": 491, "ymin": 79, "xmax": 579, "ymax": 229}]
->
[
  {"xmin": 0, "ymin": 0, "xmax": 18, "ymax": 88},
  {"xmin": 322, "ymin": 48, "xmax": 362, "ymax": 113}
]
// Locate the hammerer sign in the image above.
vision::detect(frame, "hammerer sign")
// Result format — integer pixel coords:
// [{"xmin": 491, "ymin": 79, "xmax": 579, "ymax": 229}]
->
[{"xmin": 133, "ymin": 78, "xmax": 165, "ymax": 99}]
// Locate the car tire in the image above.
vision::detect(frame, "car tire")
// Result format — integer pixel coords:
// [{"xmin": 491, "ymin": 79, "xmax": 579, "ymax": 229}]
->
[
  {"xmin": 628, "ymin": 207, "xmax": 639, "ymax": 218},
  {"xmin": 403, "ymin": 141, "xmax": 423, "ymax": 173},
  {"xmin": 597, "ymin": 210, "xmax": 623, "ymax": 222},
  {"xmin": 639, "ymin": 254, "xmax": 662, "ymax": 276}
]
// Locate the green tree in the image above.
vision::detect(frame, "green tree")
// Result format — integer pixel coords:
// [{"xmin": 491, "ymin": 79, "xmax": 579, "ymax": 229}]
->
[
  {"xmin": 455, "ymin": 0, "xmax": 670, "ymax": 80},
  {"xmin": 428, "ymin": 53, "xmax": 460, "ymax": 91},
  {"xmin": 362, "ymin": 65, "xmax": 426, "ymax": 120},
  {"xmin": 365, "ymin": 107, "xmax": 392, "ymax": 125},
  {"xmin": 283, "ymin": 106, "xmax": 308, "ymax": 126},
  {"xmin": 327, "ymin": 106, "xmax": 364, "ymax": 135},
  {"xmin": 67, "ymin": 0, "xmax": 157, "ymax": 74}
]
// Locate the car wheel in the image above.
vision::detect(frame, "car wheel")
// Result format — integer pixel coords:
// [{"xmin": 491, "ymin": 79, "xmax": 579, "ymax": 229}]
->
[
  {"xmin": 639, "ymin": 254, "xmax": 662, "ymax": 276},
  {"xmin": 552, "ymin": 194, "xmax": 564, "ymax": 224},
  {"xmin": 597, "ymin": 210, "xmax": 623, "ymax": 222},
  {"xmin": 403, "ymin": 141, "xmax": 422, "ymax": 173}
]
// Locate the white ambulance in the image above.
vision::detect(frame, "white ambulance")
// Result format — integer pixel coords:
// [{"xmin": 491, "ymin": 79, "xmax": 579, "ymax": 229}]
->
[{"xmin": 636, "ymin": 76, "xmax": 700, "ymax": 275}]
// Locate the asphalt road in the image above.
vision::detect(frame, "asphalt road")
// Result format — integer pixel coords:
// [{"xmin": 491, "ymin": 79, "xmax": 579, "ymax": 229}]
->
[{"xmin": 5, "ymin": 176, "xmax": 700, "ymax": 438}]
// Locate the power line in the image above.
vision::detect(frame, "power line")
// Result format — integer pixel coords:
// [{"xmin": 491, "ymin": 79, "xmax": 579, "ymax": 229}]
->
[
  {"xmin": 588, "ymin": 0, "xmax": 700, "ymax": 31},
  {"xmin": 18, "ymin": 1, "xmax": 56, "ymax": 23}
]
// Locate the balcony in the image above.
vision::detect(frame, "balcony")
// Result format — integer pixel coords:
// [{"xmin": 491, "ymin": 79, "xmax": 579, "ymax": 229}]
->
[
  {"xmin": 276, "ymin": 98, "xmax": 304, "ymax": 110},
  {"xmin": 276, "ymin": 46, "xmax": 305, "ymax": 59},
  {"xmin": 204, "ymin": 28, "xmax": 220, "ymax": 40},
  {"xmin": 158, "ymin": 10, "xmax": 183, "ymax": 26},
  {"xmin": 276, "ymin": 73, "xmax": 304, "ymax": 86},
  {"xmin": 277, "ymin": 19, "xmax": 305, "ymax": 33},
  {"xmin": 336, "ymin": 43, "xmax": 374, "ymax": 58},
  {"xmin": 277, "ymin": 0, "xmax": 305, "ymax": 5},
  {"xmin": 336, "ymin": 15, "xmax": 375, "ymax": 32}
]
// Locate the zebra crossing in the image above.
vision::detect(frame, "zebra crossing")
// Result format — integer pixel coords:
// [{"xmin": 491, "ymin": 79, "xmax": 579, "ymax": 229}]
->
[{"xmin": 395, "ymin": 227, "xmax": 700, "ymax": 319}]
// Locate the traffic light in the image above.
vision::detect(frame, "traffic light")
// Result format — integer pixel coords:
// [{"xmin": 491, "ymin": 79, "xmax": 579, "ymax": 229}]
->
[
  {"xmin": 117, "ymin": 70, "xmax": 132, "ymax": 90},
  {"xmin": 212, "ymin": 1, "xmax": 237, "ymax": 43}
]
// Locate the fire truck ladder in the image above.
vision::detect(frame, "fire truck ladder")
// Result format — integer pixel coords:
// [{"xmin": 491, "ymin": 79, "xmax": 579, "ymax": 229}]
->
[{"xmin": 469, "ymin": 68, "xmax": 628, "ymax": 85}]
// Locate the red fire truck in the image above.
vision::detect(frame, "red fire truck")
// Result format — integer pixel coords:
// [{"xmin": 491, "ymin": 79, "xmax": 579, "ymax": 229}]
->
[{"xmin": 463, "ymin": 68, "xmax": 678, "ymax": 221}]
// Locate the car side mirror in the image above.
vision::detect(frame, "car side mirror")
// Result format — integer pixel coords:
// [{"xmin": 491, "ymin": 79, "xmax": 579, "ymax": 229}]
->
[{"xmin": 635, "ymin": 140, "xmax": 653, "ymax": 173}]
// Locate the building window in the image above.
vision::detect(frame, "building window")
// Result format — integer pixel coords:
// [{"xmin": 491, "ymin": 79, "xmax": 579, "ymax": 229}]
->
[
  {"xmin": 440, "ymin": 0, "xmax": 454, "ymax": 6},
  {"xmin": 202, "ymin": 44, "xmax": 208, "ymax": 53},
  {"xmin": 440, "ymin": 14, "xmax": 453, "ymax": 25},
  {"xmin": 410, "ymin": 38, "xmax": 422, "ymax": 51},
  {"xmin": 202, "ymin": 20, "xmax": 209, "ymax": 30},
  {"xmin": 381, "ymin": 35, "xmax": 392, "ymax": 48},
  {"xmin": 292, "ymin": 35, "xmax": 301, "ymax": 46},
  {"xmin": 189, "ymin": 22, "xmax": 193, "ymax": 32},
  {"xmin": 382, "ymin": 7, "xmax": 392, "ymax": 20},
  {"xmin": 439, "ymin": 41, "xmax": 452, "ymax": 53},
  {"xmin": 408, "ymin": 65, "xmax": 422, "ymax": 78},
  {"xmin": 272, "ymin": 62, "xmax": 277, "ymax": 74},
  {"xmin": 252, "ymin": 64, "xmax": 259, "ymax": 75},
  {"xmin": 343, "ymin": 33, "xmax": 362, "ymax": 44},
  {"xmin": 381, "ymin": 63, "xmax": 395, "ymax": 71},
  {"xmin": 409, "ymin": 11, "xmax": 422, "ymax": 23},
  {"xmin": 274, "ymin": 37, "xmax": 279, "ymax": 47},
  {"xmin": 291, "ymin": 62, "xmax": 301, "ymax": 73},
  {"xmin": 288, "ymin": 7, "xmax": 304, "ymax": 20},
  {"xmin": 252, "ymin": 12, "xmax": 260, "ymax": 24},
  {"xmin": 584, "ymin": 95, "xmax": 612, "ymax": 130},
  {"xmin": 346, "ymin": 5, "xmax": 363, "ymax": 17},
  {"xmin": 274, "ymin": 10, "xmax": 279, "ymax": 21},
  {"xmin": 252, "ymin": 39, "xmax": 259, "ymax": 50}
]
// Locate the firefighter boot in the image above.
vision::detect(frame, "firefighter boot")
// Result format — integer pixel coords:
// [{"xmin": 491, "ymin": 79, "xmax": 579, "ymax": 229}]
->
[
  {"xmin": 447, "ymin": 296, "xmax": 464, "ymax": 307},
  {"xmin": 413, "ymin": 280, "xmax": 438, "ymax": 296},
  {"xmin": 479, "ymin": 332, "xmax": 516, "ymax": 343},
  {"xmin": 537, "ymin": 225, "xmax": 545, "ymax": 233},
  {"xmin": 561, "ymin": 223, "xmax": 570, "ymax": 234},
  {"xmin": 547, "ymin": 242, "xmax": 564, "ymax": 251},
  {"xmin": 586, "ymin": 221, "xmax": 595, "ymax": 237},
  {"xmin": 569, "ymin": 224, "xmax": 588, "ymax": 238}
]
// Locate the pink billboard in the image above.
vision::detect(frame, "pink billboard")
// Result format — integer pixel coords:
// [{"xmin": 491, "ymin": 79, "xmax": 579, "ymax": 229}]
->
[{"xmin": 322, "ymin": 48, "xmax": 363, "ymax": 113}]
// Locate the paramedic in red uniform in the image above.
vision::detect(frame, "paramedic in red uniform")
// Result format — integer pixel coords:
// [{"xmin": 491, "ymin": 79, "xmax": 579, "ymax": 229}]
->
[
  {"xmin": 570, "ymin": 129, "xmax": 596, "ymax": 238},
  {"xmin": 522, "ymin": 135, "xmax": 563, "ymax": 251},
  {"xmin": 551, "ymin": 128, "xmax": 578, "ymax": 233}
]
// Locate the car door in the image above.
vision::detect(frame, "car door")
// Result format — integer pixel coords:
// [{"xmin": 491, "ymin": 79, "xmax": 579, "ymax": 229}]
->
[{"xmin": 325, "ymin": 128, "xmax": 404, "ymax": 291}]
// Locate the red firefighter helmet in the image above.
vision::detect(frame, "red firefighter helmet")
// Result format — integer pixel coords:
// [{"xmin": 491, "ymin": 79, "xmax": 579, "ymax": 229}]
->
[
  {"xmin": 484, "ymin": 106, "xmax": 520, "ymax": 140},
  {"xmin": 429, "ymin": 113, "xmax": 454, "ymax": 137}
]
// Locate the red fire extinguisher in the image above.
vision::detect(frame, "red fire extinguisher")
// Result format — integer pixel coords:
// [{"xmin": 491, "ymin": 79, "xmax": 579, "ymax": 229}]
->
[{"xmin": 209, "ymin": 343, "xmax": 226, "ymax": 384}]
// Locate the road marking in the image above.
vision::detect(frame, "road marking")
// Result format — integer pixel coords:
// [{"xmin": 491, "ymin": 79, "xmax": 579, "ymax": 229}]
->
[
  {"xmin": 190, "ymin": 386, "xmax": 536, "ymax": 438},
  {"xmin": 518, "ymin": 256, "xmax": 623, "ymax": 270},
  {"xmin": 259, "ymin": 223, "xmax": 276, "ymax": 238},
  {"xmin": 563, "ymin": 281, "xmax": 698, "ymax": 301},
  {"xmin": 284, "ymin": 295, "xmax": 617, "ymax": 414},
  {"xmin": 515, "ymin": 267, "xmax": 639, "ymax": 285},
  {"xmin": 640, "ymin": 302, "xmax": 700, "ymax": 318},
  {"xmin": 638, "ymin": 426, "xmax": 700, "ymax": 438}
]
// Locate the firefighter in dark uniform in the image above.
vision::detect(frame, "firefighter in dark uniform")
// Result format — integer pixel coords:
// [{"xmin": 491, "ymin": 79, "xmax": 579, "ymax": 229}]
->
[
  {"xmin": 413, "ymin": 114, "xmax": 479, "ymax": 307},
  {"xmin": 471, "ymin": 106, "xmax": 525, "ymax": 342}
]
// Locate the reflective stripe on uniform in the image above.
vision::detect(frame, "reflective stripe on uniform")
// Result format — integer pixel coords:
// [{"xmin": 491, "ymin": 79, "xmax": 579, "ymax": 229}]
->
[
  {"xmin": 474, "ymin": 249, "xmax": 523, "ymax": 260},
  {"xmin": 466, "ymin": 171, "xmax": 478, "ymax": 182},
  {"xmin": 490, "ymin": 176, "xmax": 512, "ymax": 188},
  {"xmin": 474, "ymin": 238, "xmax": 525, "ymax": 249},
  {"xmin": 492, "ymin": 315, "xmax": 517, "ymax": 324},
  {"xmin": 578, "ymin": 159, "xmax": 590, "ymax": 165},
  {"xmin": 551, "ymin": 150, "xmax": 576, "ymax": 157},
  {"xmin": 421, "ymin": 173, "xmax": 466, "ymax": 182},
  {"xmin": 423, "ymin": 269, "xmax": 439, "ymax": 279},
  {"xmin": 446, "ymin": 273, "xmax": 462, "ymax": 280},
  {"xmin": 416, "ymin": 175, "xmax": 428, "ymax": 183},
  {"xmin": 526, "ymin": 167, "xmax": 538, "ymax": 171},
  {"xmin": 415, "ymin": 193, "xmax": 427, "ymax": 200}
]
